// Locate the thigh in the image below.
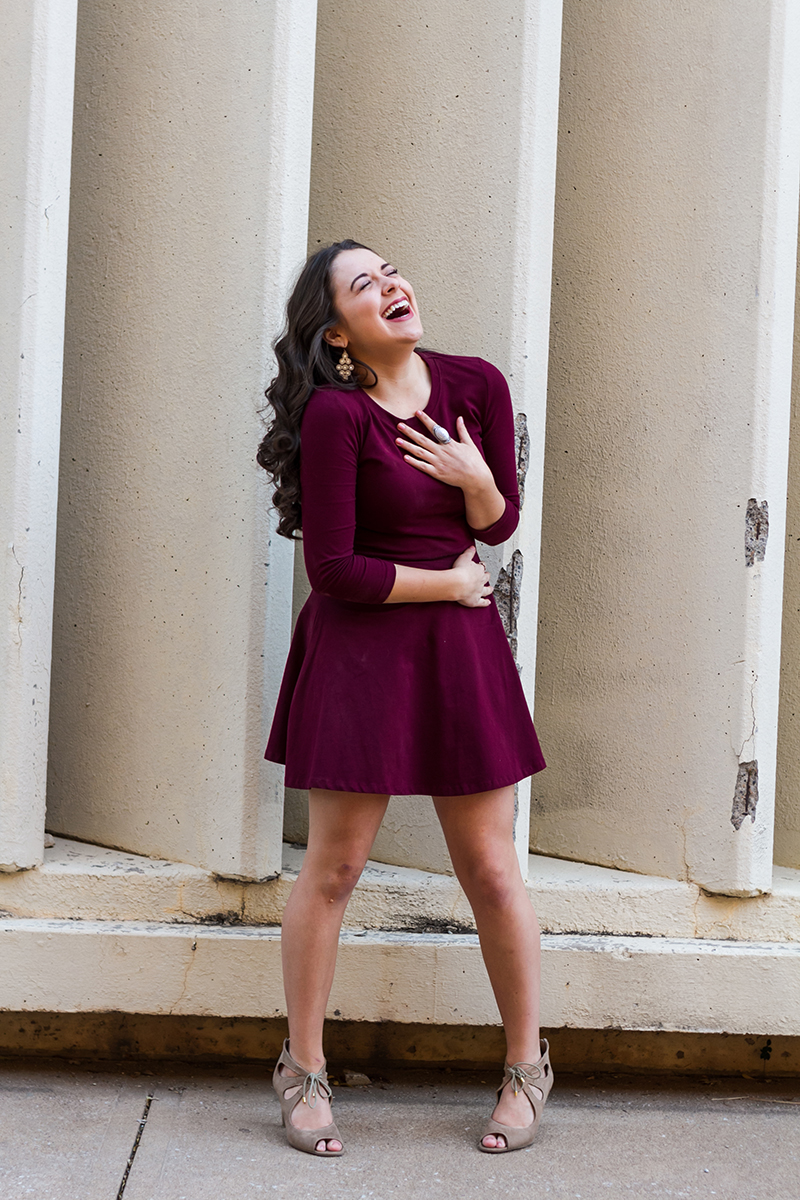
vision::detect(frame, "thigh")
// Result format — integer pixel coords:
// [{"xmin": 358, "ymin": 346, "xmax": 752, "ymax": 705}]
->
[
  {"xmin": 432, "ymin": 785, "xmax": 518, "ymax": 878},
  {"xmin": 304, "ymin": 789, "xmax": 390, "ymax": 872}
]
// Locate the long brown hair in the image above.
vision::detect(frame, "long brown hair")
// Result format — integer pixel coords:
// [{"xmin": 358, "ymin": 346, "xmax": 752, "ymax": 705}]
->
[{"xmin": 257, "ymin": 240, "xmax": 377, "ymax": 538}]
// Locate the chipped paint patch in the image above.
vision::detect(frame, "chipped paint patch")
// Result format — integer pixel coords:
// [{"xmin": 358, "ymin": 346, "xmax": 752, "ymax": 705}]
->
[
  {"xmin": 514, "ymin": 412, "xmax": 530, "ymax": 506},
  {"xmin": 745, "ymin": 499, "xmax": 768, "ymax": 566},
  {"xmin": 731, "ymin": 761, "xmax": 759, "ymax": 830},
  {"xmin": 494, "ymin": 549, "xmax": 523, "ymax": 667}
]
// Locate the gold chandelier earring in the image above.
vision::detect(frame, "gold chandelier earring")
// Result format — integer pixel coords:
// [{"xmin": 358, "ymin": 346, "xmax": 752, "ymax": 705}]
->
[{"xmin": 336, "ymin": 348, "xmax": 354, "ymax": 382}]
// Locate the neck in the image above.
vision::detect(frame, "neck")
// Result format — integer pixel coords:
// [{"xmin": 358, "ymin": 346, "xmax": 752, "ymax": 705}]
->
[{"xmin": 358, "ymin": 344, "xmax": 427, "ymax": 403}]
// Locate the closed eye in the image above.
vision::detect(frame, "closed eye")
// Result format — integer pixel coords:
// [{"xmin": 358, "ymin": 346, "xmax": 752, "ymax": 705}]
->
[{"xmin": 358, "ymin": 267, "xmax": 398, "ymax": 293}]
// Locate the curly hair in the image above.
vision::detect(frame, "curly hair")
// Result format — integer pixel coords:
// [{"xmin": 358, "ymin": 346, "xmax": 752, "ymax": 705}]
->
[{"xmin": 256, "ymin": 239, "xmax": 378, "ymax": 538}]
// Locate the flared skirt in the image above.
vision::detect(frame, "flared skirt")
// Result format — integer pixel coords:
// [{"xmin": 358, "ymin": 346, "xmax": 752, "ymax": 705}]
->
[{"xmin": 265, "ymin": 591, "xmax": 545, "ymax": 796}]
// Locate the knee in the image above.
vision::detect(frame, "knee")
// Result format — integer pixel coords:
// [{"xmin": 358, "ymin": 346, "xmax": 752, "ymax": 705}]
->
[
  {"xmin": 460, "ymin": 860, "xmax": 518, "ymax": 911},
  {"xmin": 315, "ymin": 860, "xmax": 363, "ymax": 907}
]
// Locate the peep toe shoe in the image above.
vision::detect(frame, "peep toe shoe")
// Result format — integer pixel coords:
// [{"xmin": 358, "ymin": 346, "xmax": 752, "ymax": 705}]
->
[
  {"xmin": 272, "ymin": 1039, "xmax": 344, "ymax": 1156},
  {"xmin": 478, "ymin": 1039, "xmax": 554, "ymax": 1153}
]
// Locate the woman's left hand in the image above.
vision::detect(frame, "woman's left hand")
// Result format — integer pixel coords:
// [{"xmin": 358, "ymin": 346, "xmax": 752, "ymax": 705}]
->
[{"xmin": 396, "ymin": 411, "xmax": 494, "ymax": 493}]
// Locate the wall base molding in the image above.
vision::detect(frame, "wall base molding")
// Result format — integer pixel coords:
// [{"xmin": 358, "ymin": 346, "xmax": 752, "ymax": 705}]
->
[{"xmin": 0, "ymin": 1013, "xmax": 796, "ymax": 1076}]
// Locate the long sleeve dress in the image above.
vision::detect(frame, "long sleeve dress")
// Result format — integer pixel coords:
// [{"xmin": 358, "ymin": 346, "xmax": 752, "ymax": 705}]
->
[{"xmin": 264, "ymin": 349, "xmax": 545, "ymax": 796}]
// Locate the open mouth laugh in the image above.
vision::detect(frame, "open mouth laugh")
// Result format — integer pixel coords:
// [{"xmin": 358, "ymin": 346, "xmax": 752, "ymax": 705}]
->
[{"xmin": 382, "ymin": 298, "xmax": 412, "ymax": 321}]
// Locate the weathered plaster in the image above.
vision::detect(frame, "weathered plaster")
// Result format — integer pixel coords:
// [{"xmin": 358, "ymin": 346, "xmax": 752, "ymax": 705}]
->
[
  {"xmin": 1, "ymin": 917, "xmax": 798, "ymax": 1035},
  {"xmin": 307, "ymin": 0, "xmax": 562, "ymax": 878},
  {"xmin": 0, "ymin": 0, "xmax": 78, "ymax": 871},
  {"xmin": 45, "ymin": 0, "xmax": 316, "ymax": 876},
  {"xmin": 534, "ymin": 0, "xmax": 800, "ymax": 894},
  {"xmin": 3, "ymin": 838, "xmax": 799, "ymax": 945},
  {"xmin": 775, "ymin": 180, "xmax": 800, "ymax": 869}
]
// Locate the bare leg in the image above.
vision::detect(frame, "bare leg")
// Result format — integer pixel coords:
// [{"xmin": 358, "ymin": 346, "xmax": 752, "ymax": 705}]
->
[
  {"xmin": 279, "ymin": 789, "xmax": 389, "ymax": 1151},
  {"xmin": 433, "ymin": 786, "xmax": 543, "ymax": 1149}
]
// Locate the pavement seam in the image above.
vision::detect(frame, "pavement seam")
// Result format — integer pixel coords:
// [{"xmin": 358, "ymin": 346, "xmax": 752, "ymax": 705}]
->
[{"xmin": 116, "ymin": 1092, "xmax": 154, "ymax": 1199}]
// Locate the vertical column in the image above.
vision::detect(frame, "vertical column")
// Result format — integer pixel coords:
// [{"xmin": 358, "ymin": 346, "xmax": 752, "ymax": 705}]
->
[
  {"xmin": 533, "ymin": 0, "xmax": 800, "ymax": 894},
  {"xmin": 502, "ymin": 0, "xmax": 564, "ymax": 877},
  {"xmin": 309, "ymin": 0, "xmax": 563, "ymax": 879},
  {"xmin": 775, "ymin": 227, "xmax": 800, "ymax": 870},
  {"xmin": 0, "ymin": 0, "xmax": 78, "ymax": 871},
  {"xmin": 46, "ymin": 0, "xmax": 317, "ymax": 878}
]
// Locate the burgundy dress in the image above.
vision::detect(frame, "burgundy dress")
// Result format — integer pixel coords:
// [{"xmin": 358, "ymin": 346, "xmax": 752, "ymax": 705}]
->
[{"xmin": 265, "ymin": 350, "xmax": 545, "ymax": 795}]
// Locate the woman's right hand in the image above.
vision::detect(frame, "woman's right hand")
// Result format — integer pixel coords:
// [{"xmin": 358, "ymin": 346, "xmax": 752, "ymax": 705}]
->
[{"xmin": 451, "ymin": 546, "xmax": 493, "ymax": 608}]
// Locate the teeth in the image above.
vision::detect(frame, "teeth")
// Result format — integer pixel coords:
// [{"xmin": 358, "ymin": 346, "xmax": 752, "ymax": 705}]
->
[{"xmin": 383, "ymin": 299, "xmax": 410, "ymax": 319}]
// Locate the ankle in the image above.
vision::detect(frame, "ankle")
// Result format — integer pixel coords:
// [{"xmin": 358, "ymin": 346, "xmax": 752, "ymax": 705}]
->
[
  {"xmin": 287, "ymin": 1040, "xmax": 325, "ymax": 1072},
  {"xmin": 505, "ymin": 1040, "xmax": 543, "ymax": 1066}
]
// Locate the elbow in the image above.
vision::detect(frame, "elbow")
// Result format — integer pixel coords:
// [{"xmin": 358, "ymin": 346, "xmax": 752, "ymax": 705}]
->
[
  {"xmin": 469, "ymin": 499, "xmax": 519, "ymax": 546},
  {"xmin": 306, "ymin": 559, "xmax": 346, "ymax": 599},
  {"xmin": 306, "ymin": 554, "xmax": 395, "ymax": 604}
]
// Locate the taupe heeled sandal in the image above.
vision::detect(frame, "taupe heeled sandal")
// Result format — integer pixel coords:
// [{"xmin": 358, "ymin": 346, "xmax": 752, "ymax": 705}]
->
[
  {"xmin": 272, "ymin": 1039, "xmax": 344, "ymax": 1156},
  {"xmin": 478, "ymin": 1039, "xmax": 554, "ymax": 1153}
]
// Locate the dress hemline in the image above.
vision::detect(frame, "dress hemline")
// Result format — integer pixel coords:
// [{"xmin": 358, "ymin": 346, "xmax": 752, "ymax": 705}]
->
[{"xmin": 265, "ymin": 756, "xmax": 546, "ymax": 797}]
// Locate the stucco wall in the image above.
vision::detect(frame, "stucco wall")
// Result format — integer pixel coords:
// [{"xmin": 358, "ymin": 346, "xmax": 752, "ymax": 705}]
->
[
  {"xmin": 299, "ymin": 0, "xmax": 561, "ymax": 873},
  {"xmin": 776, "ymin": 227, "xmax": 800, "ymax": 869},
  {"xmin": 532, "ymin": 0, "xmax": 800, "ymax": 893},
  {"xmin": 45, "ymin": 0, "xmax": 314, "ymax": 877},
  {"xmin": 1, "ymin": 0, "xmax": 78, "ymax": 871}
]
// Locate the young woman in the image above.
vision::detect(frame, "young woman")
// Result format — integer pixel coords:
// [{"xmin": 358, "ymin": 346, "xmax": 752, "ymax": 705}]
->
[{"xmin": 258, "ymin": 240, "xmax": 551, "ymax": 1156}]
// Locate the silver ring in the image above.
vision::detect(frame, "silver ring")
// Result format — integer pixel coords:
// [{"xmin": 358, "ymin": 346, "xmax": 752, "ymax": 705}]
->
[{"xmin": 432, "ymin": 423, "xmax": 451, "ymax": 445}]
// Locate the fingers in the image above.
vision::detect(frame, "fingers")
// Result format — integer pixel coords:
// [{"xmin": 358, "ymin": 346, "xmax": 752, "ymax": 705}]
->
[
  {"xmin": 402, "ymin": 453, "xmax": 437, "ymax": 474},
  {"xmin": 400, "ymin": 413, "xmax": 471, "ymax": 449},
  {"xmin": 414, "ymin": 410, "xmax": 441, "ymax": 437},
  {"xmin": 396, "ymin": 434, "xmax": 435, "ymax": 459},
  {"xmin": 456, "ymin": 415, "xmax": 474, "ymax": 444},
  {"xmin": 397, "ymin": 421, "xmax": 438, "ymax": 450}
]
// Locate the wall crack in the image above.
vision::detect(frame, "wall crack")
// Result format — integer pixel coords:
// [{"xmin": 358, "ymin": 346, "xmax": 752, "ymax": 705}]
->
[
  {"xmin": 10, "ymin": 545, "xmax": 24, "ymax": 649},
  {"xmin": 170, "ymin": 937, "xmax": 198, "ymax": 1013}
]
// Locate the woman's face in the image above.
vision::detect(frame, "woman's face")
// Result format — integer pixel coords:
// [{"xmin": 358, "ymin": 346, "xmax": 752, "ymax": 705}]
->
[{"xmin": 325, "ymin": 247, "xmax": 423, "ymax": 358}]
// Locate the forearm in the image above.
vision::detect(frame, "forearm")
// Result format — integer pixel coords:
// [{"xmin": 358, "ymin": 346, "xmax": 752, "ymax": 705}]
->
[
  {"xmin": 463, "ymin": 479, "xmax": 506, "ymax": 533},
  {"xmin": 384, "ymin": 564, "xmax": 462, "ymax": 604}
]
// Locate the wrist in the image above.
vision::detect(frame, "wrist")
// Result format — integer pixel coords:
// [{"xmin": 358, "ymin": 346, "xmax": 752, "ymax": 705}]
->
[{"xmin": 447, "ymin": 565, "xmax": 467, "ymax": 602}]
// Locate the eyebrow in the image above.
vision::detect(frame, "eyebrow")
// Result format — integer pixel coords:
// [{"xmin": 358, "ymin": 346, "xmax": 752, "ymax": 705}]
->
[{"xmin": 350, "ymin": 263, "xmax": 392, "ymax": 291}]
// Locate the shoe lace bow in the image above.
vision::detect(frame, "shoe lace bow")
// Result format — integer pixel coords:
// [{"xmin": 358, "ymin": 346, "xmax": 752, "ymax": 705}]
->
[
  {"xmin": 507, "ymin": 1062, "xmax": 540, "ymax": 1094},
  {"xmin": 301, "ymin": 1069, "xmax": 332, "ymax": 1109}
]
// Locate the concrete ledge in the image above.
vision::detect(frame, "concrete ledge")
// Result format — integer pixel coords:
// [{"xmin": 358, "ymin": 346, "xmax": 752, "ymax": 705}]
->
[
  {"xmin": 0, "ymin": 1013, "xmax": 795, "ymax": 1075},
  {"xmin": 2, "ymin": 838, "xmax": 799, "ymax": 943},
  {"xmin": 2, "ymin": 918, "xmax": 799, "ymax": 1034}
]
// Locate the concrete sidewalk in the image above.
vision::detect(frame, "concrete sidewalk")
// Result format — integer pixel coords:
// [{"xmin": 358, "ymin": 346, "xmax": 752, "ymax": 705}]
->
[{"xmin": 0, "ymin": 1058, "xmax": 797, "ymax": 1200}]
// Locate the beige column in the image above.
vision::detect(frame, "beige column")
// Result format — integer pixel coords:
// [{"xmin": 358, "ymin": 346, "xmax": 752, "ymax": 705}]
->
[
  {"xmin": 0, "ymin": 0, "xmax": 78, "ymax": 871},
  {"xmin": 46, "ymin": 0, "xmax": 317, "ymax": 878},
  {"xmin": 775, "ymin": 230, "xmax": 800, "ymax": 870},
  {"xmin": 305, "ymin": 0, "xmax": 563, "ymax": 878},
  {"xmin": 533, "ymin": 0, "xmax": 800, "ymax": 895}
]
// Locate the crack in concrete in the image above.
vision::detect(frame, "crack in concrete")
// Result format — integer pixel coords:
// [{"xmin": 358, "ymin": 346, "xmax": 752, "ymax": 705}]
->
[
  {"xmin": 169, "ymin": 937, "xmax": 198, "ymax": 1014},
  {"xmin": 678, "ymin": 812, "xmax": 690, "ymax": 884},
  {"xmin": 736, "ymin": 672, "xmax": 758, "ymax": 760},
  {"xmin": 10, "ymin": 545, "xmax": 24, "ymax": 650}
]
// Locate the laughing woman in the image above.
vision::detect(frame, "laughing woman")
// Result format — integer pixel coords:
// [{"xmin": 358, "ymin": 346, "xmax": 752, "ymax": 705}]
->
[{"xmin": 258, "ymin": 240, "xmax": 551, "ymax": 1156}]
